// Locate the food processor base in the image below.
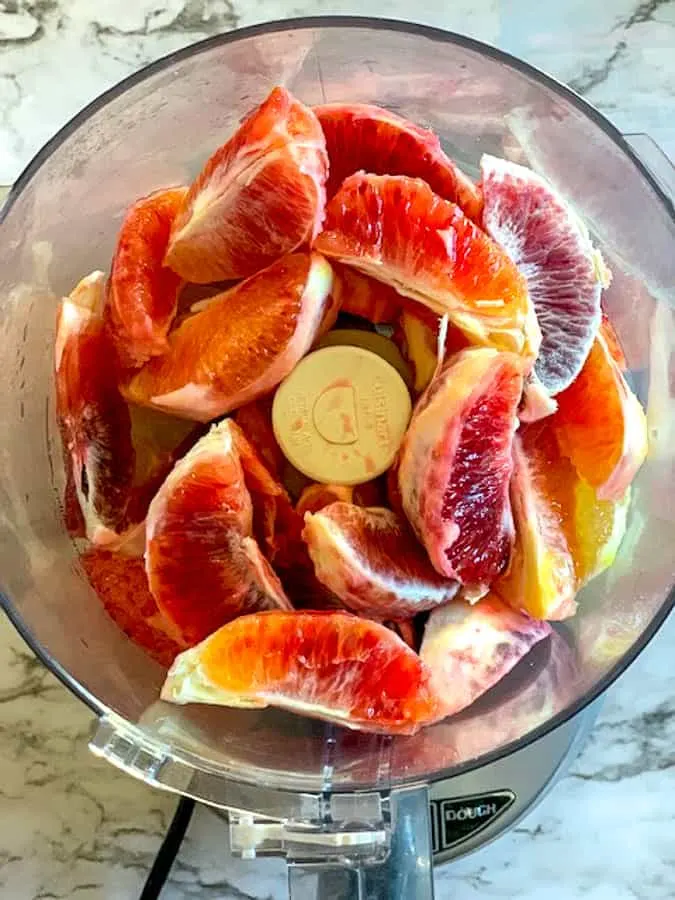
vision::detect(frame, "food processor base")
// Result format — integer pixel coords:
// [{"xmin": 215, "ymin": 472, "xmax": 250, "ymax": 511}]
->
[
  {"xmin": 207, "ymin": 698, "xmax": 602, "ymax": 899},
  {"xmin": 429, "ymin": 697, "xmax": 601, "ymax": 864}
]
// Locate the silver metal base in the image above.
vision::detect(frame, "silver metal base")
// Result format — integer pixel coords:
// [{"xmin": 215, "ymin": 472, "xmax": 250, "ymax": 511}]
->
[{"xmin": 430, "ymin": 698, "xmax": 601, "ymax": 864}]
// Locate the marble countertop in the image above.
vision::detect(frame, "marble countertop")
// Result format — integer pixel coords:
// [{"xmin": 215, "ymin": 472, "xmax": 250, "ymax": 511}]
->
[{"xmin": 1, "ymin": 2, "xmax": 674, "ymax": 899}]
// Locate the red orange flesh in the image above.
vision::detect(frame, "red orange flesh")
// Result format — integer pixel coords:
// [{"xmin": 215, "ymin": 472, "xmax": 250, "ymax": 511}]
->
[
  {"xmin": 124, "ymin": 252, "xmax": 336, "ymax": 422},
  {"xmin": 81, "ymin": 547, "xmax": 183, "ymax": 667},
  {"xmin": 493, "ymin": 427, "xmax": 578, "ymax": 621},
  {"xmin": 106, "ymin": 187, "xmax": 187, "ymax": 368},
  {"xmin": 335, "ymin": 265, "xmax": 402, "ymax": 323},
  {"xmin": 165, "ymin": 86, "xmax": 328, "ymax": 282},
  {"xmin": 554, "ymin": 331, "xmax": 647, "ymax": 501},
  {"xmin": 161, "ymin": 610, "xmax": 441, "ymax": 734},
  {"xmin": 314, "ymin": 173, "xmax": 533, "ymax": 354},
  {"xmin": 145, "ymin": 420, "xmax": 291, "ymax": 646},
  {"xmin": 398, "ymin": 348, "xmax": 523, "ymax": 593},
  {"xmin": 303, "ymin": 502, "xmax": 459, "ymax": 618},
  {"xmin": 316, "ymin": 102, "xmax": 482, "ymax": 219},
  {"xmin": 55, "ymin": 271, "xmax": 135, "ymax": 543},
  {"xmin": 421, "ymin": 594, "xmax": 552, "ymax": 716}
]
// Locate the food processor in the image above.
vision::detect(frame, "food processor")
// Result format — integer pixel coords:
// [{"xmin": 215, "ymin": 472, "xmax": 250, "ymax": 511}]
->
[{"xmin": 1, "ymin": 18, "xmax": 674, "ymax": 899}]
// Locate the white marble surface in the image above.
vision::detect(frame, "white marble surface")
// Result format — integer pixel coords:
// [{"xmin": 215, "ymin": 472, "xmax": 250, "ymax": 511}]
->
[{"xmin": 0, "ymin": 2, "xmax": 674, "ymax": 899}]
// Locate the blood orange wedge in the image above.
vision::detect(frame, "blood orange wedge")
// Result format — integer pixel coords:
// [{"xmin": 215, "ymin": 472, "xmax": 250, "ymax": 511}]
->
[
  {"xmin": 55, "ymin": 271, "xmax": 135, "ymax": 544},
  {"xmin": 315, "ymin": 102, "xmax": 482, "ymax": 220},
  {"xmin": 164, "ymin": 86, "xmax": 328, "ymax": 283},
  {"xmin": 296, "ymin": 483, "xmax": 355, "ymax": 517},
  {"xmin": 106, "ymin": 186, "xmax": 187, "ymax": 368},
  {"xmin": 160, "ymin": 610, "xmax": 441, "ymax": 735},
  {"xmin": 296, "ymin": 480, "xmax": 387, "ymax": 518},
  {"xmin": 303, "ymin": 503, "xmax": 459, "ymax": 619},
  {"xmin": 230, "ymin": 420, "xmax": 304, "ymax": 567},
  {"xmin": 81, "ymin": 547, "xmax": 183, "ymax": 667},
  {"xmin": 233, "ymin": 397, "xmax": 286, "ymax": 479},
  {"xmin": 570, "ymin": 478, "xmax": 631, "ymax": 586},
  {"xmin": 420, "ymin": 594, "xmax": 552, "ymax": 717},
  {"xmin": 480, "ymin": 154, "xmax": 608, "ymax": 394},
  {"xmin": 398, "ymin": 348, "xmax": 524, "ymax": 593},
  {"xmin": 145, "ymin": 419, "xmax": 291, "ymax": 647},
  {"xmin": 553, "ymin": 330, "xmax": 648, "ymax": 501},
  {"xmin": 493, "ymin": 426, "xmax": 577, "ymax": 621},
  {"xmin": 334, "ymin": 265, "xmax": 401, "ymax": 323},
  {"xmin": 518, "ymin": 373, "xmax": 558, "ymax": 424},
  {"xmin": 314, "ymin": 173, "xmax": 535, "ymax": 354},
  {"xmin": 124, "ymin": 252, "xmax": 335, "ymax": 422},
  {"xmin": 395, "ymin": 305, "xmax": 469, "ymax": 393}
]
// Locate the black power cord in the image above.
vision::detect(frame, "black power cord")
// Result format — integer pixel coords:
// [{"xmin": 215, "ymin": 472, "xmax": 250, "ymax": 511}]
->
[{"xmin": 139, "ymin": 796, "xmax": 197, "ymax": 900}]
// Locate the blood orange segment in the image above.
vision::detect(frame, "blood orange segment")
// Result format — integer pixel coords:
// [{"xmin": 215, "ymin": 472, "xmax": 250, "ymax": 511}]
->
[
  {"xmin": 285, "ymin": 483, "xmax": 387, "ymax": 610},
  {"xmin": 553, "ymin": 331, "xmax": 648, "ymax": 501},
  {"xmin": 124, "ymin": 407, "xmax": 205, "ymax": 526},
  {"xmin": 161, "ymin": 610, "xmax": 441, "ymax": 734},
  {"xmin": 55, "ymin": 271, "xmax": 135, "ymax": 544},
  {"xmin": 296, "ymin": 483, "xmax": 355, "ymax": 517},
  {"xmin": 420, "ymin": 594, "xmax": 552, "ymax": 717},
  {"xmin": 165, "ymin": 86, "xmax": 328, "ymax": 283},
  {"xmin": 384, "ymin": 619, "xmax": 417, "ymax": 651},
  {"xmin": 106, "ymin": 187, "xmax": 187, "ymax": 368},
  {"xmin": 398, "ymin": 348, "xmax": 524, "ymax": 593},
  {"xmin": 124, "ymin": 252, "xmax": 336, "ymax": 422},
  {"xmin": 146, "ymin": 419, "xmax": 291, "ymax": 647},
  {"xmin": 395, "ymin": 306, "xmax": 469, "ymax": 393},
  {"xmin": 81, "ymin": 547, "xmax": 183, "ymax": 667},
  {"xmin": 314, "ymin": 173, "xmax": 535, "ymax": 354},
  {"xmin": 230, "ymin": 421, "xmax": 304, "ymax": 567},
  {"xmin": 494, "ymin": 426, "xmax": 577, "ymax": 620},
  {"xmin": 335, "ymin": 266, "xmax": 401, "ymax": 323},
  {"xmin": 480, "ymin": 154, "xmax": 607, "ymax": 394},
  {"xmin": 519, "ymin": 373, "xmax": 558, "ymax": 424},
  {"xmin": 315, "ymin": 102, "xmax": 482, "ymax": 219},
  {"xmin": 234, "ymin": 397, "xmax": 286, "ymax": 479},
  {"xmin": 303, "ymin": 503, "xmax": 459, "ymax": 619},
  {"xmin": 571, "ymin": 479, "xmax": 631, "ymax": 586}
]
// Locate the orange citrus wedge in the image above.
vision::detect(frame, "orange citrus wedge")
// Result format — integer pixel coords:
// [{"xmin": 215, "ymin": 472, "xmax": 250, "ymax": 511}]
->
[
  {"xmin": 160, "ymin": 610, "xmax": 441, "ymax": 735},
  {"xmin": 165, "ymin": 86, "xmax": 328, "ymax": 283},
  {"xmin": 420, "ymin": 593, "xmax": 552, "ymax": 717},
  {"xmin": 398, "ymin": 348, "xmax": 524, "ymax": 593},
  {"xmin": 314, "ymin": 173, "xmax": 538, "ymax": 354},
  {"xmin": 106, "ymin": 186, "xmax": 187, "ymax": 368},
  {"xmin": 316, "ymin": 102, "xmax": 482, "ymax": 219},
  {"xmin": 554, "ymin": 330, "xmax": 648, "ymax": 501},
  {"xmin": 493, "ymin": 426, "xmax": 577, "ymax": 620},
  {"xmin": 303, "ymin": 502, "xmax": 459, "ymax": 619},
  {"xmin": 55, "ymin": 271, "xmax": 135, "ymax": 544},
  {"xmin": 145, "ymin": 419, "xmax": 291, "ymax": 646},
  {"xmin": 124, "ymin": 252, "xmax": 336, "ymax": 422}
]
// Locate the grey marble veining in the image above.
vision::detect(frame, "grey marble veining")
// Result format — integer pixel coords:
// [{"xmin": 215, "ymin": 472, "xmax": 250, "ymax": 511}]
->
[{"xmin": 0, "ymin": 2, "xmax": 674, "ymax": 898}]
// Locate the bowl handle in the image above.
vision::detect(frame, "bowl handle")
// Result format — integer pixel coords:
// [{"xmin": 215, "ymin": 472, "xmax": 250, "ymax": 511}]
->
[{"xmin": 286, "ymin": 784, "xmax": 435, "ymax": 900}]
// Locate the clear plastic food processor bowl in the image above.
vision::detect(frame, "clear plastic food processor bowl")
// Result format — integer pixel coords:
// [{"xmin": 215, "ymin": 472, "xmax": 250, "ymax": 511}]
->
[{"xmin": 1, "ymin": 17, "xmax": 674, "ymax": 898}]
